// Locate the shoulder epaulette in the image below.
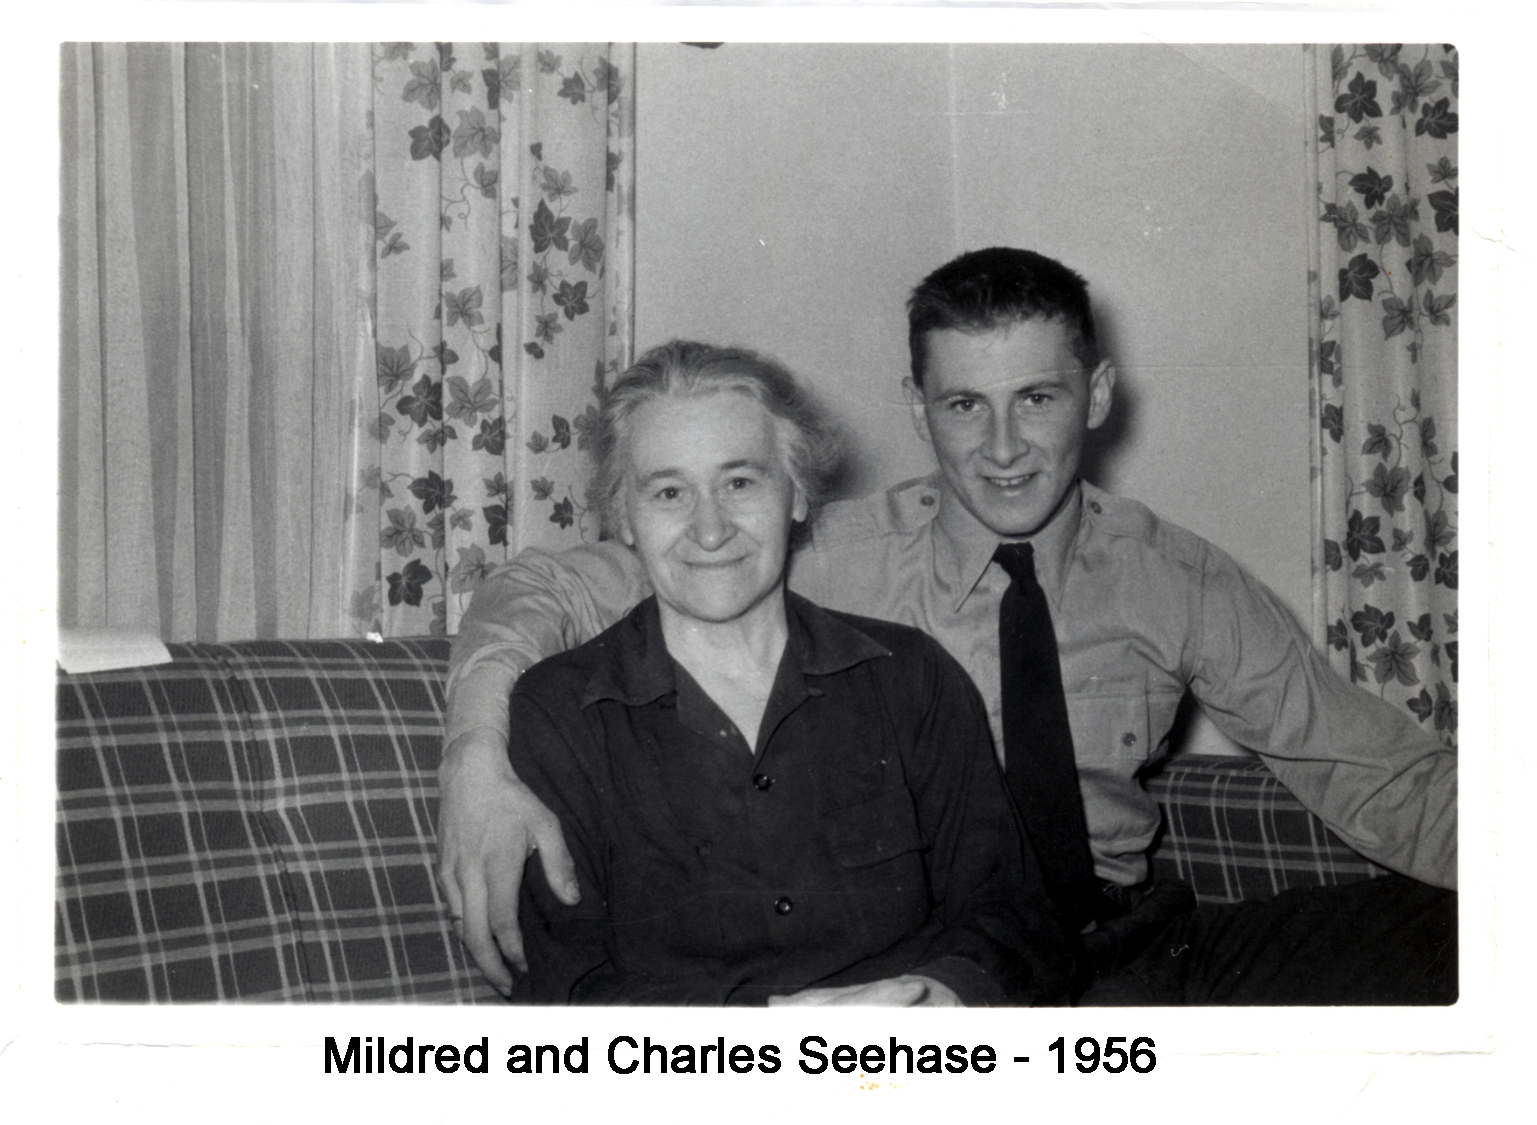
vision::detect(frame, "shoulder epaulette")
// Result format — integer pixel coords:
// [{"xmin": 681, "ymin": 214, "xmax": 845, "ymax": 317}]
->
[
  {"xmin": 811, "ymin": 475, "xmax": 942, "ymax": 547},
  {"xmin": 1079, "ymin": 481, "xmax": 1210, "ymax": 572}
]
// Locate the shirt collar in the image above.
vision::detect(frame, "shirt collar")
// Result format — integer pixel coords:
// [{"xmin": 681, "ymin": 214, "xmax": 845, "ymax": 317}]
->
[
  {"xmin": 932, "ymin": 476, "xmax": 1085, "ymax": 613},
  {"xmin": 581, "ymin": 590, "xmax": 892, "ymax": 709}
]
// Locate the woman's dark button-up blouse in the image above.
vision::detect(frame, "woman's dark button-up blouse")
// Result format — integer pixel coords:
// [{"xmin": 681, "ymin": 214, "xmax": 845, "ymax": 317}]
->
[{"xmin": 508, "ymin": 592, "xmax": 1071, "ymax": 1006}]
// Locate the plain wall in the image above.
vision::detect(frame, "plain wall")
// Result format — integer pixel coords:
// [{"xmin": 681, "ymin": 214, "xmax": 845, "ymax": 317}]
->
[{"xmin": 634, "ymin": 43, "xmax": 1314, "ymax": 754}]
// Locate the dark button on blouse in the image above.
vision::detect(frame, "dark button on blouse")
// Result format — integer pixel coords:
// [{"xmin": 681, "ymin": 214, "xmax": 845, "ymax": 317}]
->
[{"xmin": 774, "ymin": 896, "xmax": 794, "ymax": 915}]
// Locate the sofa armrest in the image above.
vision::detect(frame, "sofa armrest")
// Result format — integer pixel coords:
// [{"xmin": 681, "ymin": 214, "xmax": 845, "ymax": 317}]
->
[
  {"xmin": 57, "ymin": 638, "xmax": 504, "ymax": 1004},
  {"xmin": 1145, "ymin": 754, "xmax": 1389, "ymax": 905},
  {"xmin": 56, "ymin": 648, "xmax": 308, "ymax": 1001}
]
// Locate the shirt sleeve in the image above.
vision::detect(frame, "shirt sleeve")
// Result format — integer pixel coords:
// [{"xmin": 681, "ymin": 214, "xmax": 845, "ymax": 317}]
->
[
  {"xmin": 444, "ymin": 542, "xmax": 650, "ymax": 746},
  {"xmin": 899, "ymin": 637, "xmax": 1075, "ymax": 1005},
  {"xmin": 509, "ymin": 684, "xmax": 760, "ymax": 1006},
  {"xmin": 1189, "ymin": 542, "xmax": 1457, "ymax": 889}
]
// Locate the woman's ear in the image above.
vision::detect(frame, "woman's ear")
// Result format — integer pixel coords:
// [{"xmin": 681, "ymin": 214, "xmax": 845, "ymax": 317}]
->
[{"xmin": 617, "ymin": 493, "xmax": 636, "ymax": 548}]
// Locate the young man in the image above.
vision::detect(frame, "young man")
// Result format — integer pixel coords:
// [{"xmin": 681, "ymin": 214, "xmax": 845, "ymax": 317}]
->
[{"xmin": 438, "ymin": 248, "xmax": 1456, "ymax": 1004}]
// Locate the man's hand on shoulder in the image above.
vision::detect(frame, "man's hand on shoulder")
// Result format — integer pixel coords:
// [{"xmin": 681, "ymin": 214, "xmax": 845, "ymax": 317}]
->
[{"xmin": 435, "ymin": 729, "xmax": 579, "ymax": 996}]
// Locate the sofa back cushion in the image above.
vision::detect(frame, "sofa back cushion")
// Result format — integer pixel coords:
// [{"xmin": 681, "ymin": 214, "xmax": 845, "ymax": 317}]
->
[
  {"xmin": 1146, "ymin": 754, "xmax": 1386, "ymax": 902},
  {"xmin": 225, "ymin": 639, "xmax": 497, "ymax": 1003}
]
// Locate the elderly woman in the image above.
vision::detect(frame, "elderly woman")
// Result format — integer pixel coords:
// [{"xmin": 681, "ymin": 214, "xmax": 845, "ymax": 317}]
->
[{"xmin": 507, "ymin": 340, "xmax": 1069, "ymax": 1006}]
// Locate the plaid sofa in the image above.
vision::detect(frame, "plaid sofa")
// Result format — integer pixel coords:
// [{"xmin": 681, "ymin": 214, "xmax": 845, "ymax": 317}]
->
[{"xmin": 55, "ymin": 637, "xmax": 1386, "ymax": 1003}]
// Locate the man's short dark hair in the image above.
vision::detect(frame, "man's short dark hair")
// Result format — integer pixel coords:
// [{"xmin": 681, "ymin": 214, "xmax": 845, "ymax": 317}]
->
[{"xmin": 906, "ymin": 247, "xmax": 1100, "ymax": 387}]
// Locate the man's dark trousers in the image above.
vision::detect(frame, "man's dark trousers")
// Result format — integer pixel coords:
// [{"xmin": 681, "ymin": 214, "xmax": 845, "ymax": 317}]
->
[{"xmin": 1078, "ymin": 873, "xmax": 1456, "ymax": 1006}]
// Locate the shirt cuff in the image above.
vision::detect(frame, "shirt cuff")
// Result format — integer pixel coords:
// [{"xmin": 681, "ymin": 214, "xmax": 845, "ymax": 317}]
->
[
  {"xmin": 443, "ymin": 652, "xmax": 523, "ymax": 745},
  {"xmin": 915, "ymin": 957, "xmax": 1009, "ymax": 1008}
]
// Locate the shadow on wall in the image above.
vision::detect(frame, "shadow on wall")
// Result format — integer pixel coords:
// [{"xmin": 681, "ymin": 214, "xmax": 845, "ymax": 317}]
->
[
  {"xmin": 1080, "ymin": 305, "xmax": 1138, "ymax": 496},
  {"xmin": 804, "ymin": 382, "xmax": 865, "ymax": 503}
]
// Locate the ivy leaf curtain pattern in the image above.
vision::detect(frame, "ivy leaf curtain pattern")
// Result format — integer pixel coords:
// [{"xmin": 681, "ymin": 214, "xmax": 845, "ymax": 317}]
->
[
  {"xmin": 1306, "ymin": 44, "xmax": 1459, "ymax": 746},
  {"xmin": 368, "ymin": 43, "xmax": 635, "ymax": 638},
  {"xmin": 59, "ymin": 42, "xmax": 635, "ymax": 642}
]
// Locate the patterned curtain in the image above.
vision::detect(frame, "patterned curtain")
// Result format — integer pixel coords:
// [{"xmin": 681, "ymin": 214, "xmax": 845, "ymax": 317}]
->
[
  {"xmin": 1305, "ymin": 44, "xmax": 1459, "ymax": 746},
  {"xmin": 363, "ymin": 43, "xmax": 634, "ymax": 636},
  {"xmin": 59, "ymin": 42, "xmax": 634, "ymax": 642}
]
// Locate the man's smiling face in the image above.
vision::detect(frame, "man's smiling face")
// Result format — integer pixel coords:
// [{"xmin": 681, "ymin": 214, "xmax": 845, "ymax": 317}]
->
[{"xmin": 908, "ymin": 319, "xmax": 1115, "ymax": 539}]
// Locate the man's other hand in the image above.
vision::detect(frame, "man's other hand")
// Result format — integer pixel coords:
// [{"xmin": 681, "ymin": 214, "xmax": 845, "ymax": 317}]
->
[
  {"xmin": 766, "ymin": 975, "xmax": 963, "ymax": 1007},
  {"xmin": 435, "ymin": 729, "xmax": 579, "ymax": 996}
]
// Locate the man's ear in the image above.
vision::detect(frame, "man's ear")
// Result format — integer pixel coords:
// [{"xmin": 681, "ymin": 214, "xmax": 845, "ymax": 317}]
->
[
  {"xmin": 903, "ymin": 378, "xmax": 933, "ymax": 444},
  {"xmin": 1086, "ymin": 361, "xmax": 1116, "ymax": 431}
]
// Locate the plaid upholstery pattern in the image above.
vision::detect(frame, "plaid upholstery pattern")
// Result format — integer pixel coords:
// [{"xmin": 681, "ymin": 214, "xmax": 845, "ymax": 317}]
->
[
  {"xmin": 228, "ymin": 640, "xmax": 494, "ymax": 1003},
  {"xmin": 56, "ymin": 649, "xmax": 305, "ymax": 1001},
  {"xmin": 1146, "ymin": 754, "xmax": 1388, "ymax": 904},
  {"xmin": 58, "ymin": 639, "xmax": 1385, "ymax": 1002},
  {"xmin": 57, "ymin": 639, "xmax": 502, "ymax": 1004}
]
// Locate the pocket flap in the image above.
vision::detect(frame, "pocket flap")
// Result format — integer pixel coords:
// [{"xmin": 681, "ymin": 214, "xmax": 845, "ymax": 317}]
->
[{"xmin": 826, "ymin": 787, "xmax": 924, "ymax": 868}]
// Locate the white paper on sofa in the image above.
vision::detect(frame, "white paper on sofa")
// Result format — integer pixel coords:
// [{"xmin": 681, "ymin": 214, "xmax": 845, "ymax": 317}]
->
[{"xmin": 57, "ymin": 627, "xmax": 173, "ymax": 674}]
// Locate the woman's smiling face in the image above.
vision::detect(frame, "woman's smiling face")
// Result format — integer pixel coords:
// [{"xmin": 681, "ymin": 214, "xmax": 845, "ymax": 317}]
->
[{"xmin": 620, "ymin": 390, "xmax": 806, "ymax": 625}]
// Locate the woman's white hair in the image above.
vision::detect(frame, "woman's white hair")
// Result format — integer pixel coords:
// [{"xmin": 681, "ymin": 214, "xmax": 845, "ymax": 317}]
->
[{"xmin": 588, "ymin": 339, "xmax": 843, "ymax": 540}]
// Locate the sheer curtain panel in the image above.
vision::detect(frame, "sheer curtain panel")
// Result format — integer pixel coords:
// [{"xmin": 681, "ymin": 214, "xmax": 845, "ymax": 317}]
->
[{"xmin": 59, "ymin": 42, "xmax": 635, "ymax": 642}]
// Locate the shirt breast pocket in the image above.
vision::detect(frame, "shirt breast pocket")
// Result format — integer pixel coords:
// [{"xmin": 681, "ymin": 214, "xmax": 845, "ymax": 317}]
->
[
  {"xmin": 1066, "ymin": 677, "xmax": 1156, "ymax": 773},
  {"xmin": 825, "ymin": 787, "xmax": 925, "ymax": 869},
  {"xmin": 1063, "ymin": 678, "xmax": 1183, "ymax": 883},
  {"xmin": 823, "ymin": 786, "xmax": 930, "ymax": 944}
]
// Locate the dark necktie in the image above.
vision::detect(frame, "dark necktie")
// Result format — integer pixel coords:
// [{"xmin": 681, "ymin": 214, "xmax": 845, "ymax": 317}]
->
[{"xmin": 993, "ymin": 541, "xmax": 1100, "ymax": 929}]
